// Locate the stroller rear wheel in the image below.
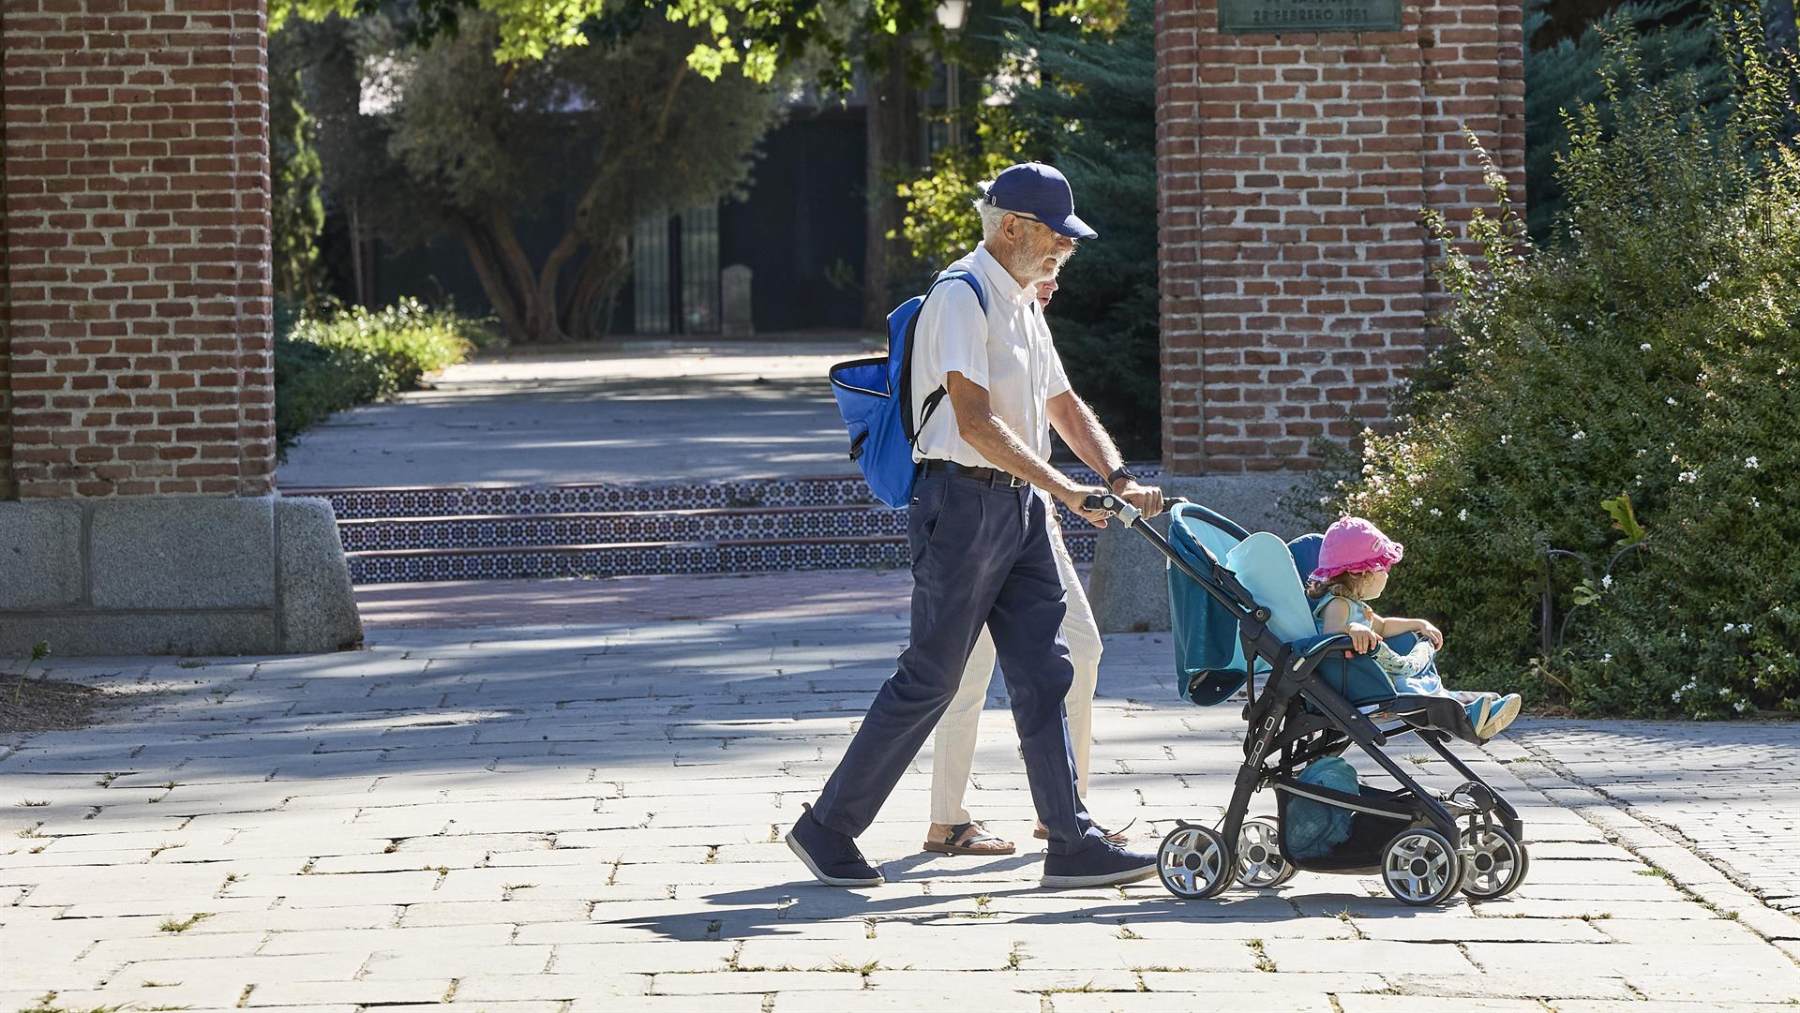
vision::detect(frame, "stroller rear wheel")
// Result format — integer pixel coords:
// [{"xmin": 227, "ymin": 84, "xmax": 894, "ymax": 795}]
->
[
  {"xmin": 1157, "ymin": 824, "xmax": 1231, "ymax": 900},
  {"xmin": 1381, "ymin": 827, "xmax": 1464, "ymax": 906},
  {"xmin": 1233, "ymin": 818, "xmax": 1297, "ymax": 889},
  {"xmin": 1460, "ymin": 823, "xmax": 1529, "ymax": 901}
]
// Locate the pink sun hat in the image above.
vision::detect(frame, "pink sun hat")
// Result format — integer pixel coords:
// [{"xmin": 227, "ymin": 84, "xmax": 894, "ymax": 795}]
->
[{"xmin": 1310, "ymin": 516, "xmax": 1405, "ymax": 581}]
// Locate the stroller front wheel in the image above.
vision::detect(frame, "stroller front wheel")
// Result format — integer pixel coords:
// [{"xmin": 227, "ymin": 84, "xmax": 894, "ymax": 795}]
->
[
  {"xmin": 1158, "ymin": 824, "xmax": 1232, "ymax": 900},
  {"xmin": 1234, "ymin": 818, "xmax": 1297, "ymax": 889},
  {"xmin": 1381, "ymin": 827, "xmax": 1464, "ymax": 906},
  {"xmin": 1460, "ymin": 824, "xmax": 1529, "ymax": 901}
]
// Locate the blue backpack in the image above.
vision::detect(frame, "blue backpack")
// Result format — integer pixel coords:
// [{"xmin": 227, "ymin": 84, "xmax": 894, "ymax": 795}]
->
[{"xmin": 829, "ymin": 271, "xmax": 987, "ymax": 507}]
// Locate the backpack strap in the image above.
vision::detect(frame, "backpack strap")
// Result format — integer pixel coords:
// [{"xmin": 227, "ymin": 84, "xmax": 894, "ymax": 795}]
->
[{"xmin": 906, "ymin": 269, "xmax": 988, "ymax": 446}]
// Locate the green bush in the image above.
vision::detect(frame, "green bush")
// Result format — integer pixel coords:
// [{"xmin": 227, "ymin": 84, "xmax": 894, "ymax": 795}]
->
[
  {"xmin": 274, "ymin": 298, "xmax": 493, "ymax": 455},
  {"xmin": 1305, "ymin": 11, "xmax": 1800, "ymax": 718}
]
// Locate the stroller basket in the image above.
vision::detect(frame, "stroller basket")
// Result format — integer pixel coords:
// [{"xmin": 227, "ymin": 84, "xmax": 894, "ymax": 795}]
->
[{"xmin": 1274, "ymin": 779, "xmax": 1421, "ymax": 872}]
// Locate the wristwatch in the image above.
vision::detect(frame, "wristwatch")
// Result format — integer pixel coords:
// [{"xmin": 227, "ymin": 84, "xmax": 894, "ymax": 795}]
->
[{"xmin": 1106, "ymin": 466, "xmax": 1138, "ymax": 491}]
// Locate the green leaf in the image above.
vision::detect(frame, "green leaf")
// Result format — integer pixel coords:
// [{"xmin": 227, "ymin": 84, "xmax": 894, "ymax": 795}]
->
[{"xmin": 1601, "ymin": 492, "xmax": 1647, "ymax": 544}]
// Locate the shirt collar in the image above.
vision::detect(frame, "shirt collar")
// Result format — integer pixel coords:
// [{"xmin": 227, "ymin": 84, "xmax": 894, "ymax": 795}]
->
[{"xmin": 972, "ymin": 244, "xmax": 1035, "ymax": 307}]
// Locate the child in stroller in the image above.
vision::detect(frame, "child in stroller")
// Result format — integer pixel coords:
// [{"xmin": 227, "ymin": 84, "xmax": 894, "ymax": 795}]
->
[
  {"xmin": 1079, "ymin": 492, "xmax": 1530, "ymax": 907},
  {"xmin": 1308, "ymin": 516, "xmax": 1523, "ymax": 743}
]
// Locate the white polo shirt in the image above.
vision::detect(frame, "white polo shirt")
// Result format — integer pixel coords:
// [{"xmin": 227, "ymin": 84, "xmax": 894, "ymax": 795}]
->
[{"xmin": 910, "ymin": 243, "xmax": 1071, "ymax": 468}]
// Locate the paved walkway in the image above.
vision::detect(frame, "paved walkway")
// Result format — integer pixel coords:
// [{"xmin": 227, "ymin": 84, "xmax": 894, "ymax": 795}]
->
[
  {"xmin": 275, "ymin": 338, "xmax": 876, "ymax": 489},
  {"xmin": 1504, "ymin": 721, "xmax": 1800, "ymax": 917},
  {"xmin": 353, "ymin": 572, "xmax": 913, "ymax": 630},
  {"xmin": 4, "ymin": 574, "xmax": 1800, "ymax": 1010}
]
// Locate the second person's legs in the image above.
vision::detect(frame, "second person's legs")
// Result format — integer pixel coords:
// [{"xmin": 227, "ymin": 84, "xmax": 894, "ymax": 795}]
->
[
  {"xmin": 928, "ymin": 627, "xmax": 996, "ymax": 827},
  {"xmin": 1048, "ymin": 510, "xmax": 1102, "ymax": 800}
]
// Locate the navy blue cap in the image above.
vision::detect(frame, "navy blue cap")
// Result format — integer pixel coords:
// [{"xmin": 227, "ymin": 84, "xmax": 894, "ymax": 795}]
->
[{"xmin": 979, "ymin": 162, "xmax": 1097, "ymax": 240}]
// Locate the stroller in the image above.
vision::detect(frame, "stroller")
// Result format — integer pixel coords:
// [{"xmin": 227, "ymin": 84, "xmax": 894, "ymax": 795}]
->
[{"xmin": 1085, "ymin": 493, "xmax": 1529, "ymax": 907}]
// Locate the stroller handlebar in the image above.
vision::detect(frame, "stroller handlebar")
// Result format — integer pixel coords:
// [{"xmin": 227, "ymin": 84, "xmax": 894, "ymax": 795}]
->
[{"xmin": 1080, "ymin": 493, "xmax": 1188, "ymax": 527}]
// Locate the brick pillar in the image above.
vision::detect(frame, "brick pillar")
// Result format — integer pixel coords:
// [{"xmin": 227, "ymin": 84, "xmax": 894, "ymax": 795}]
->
[
  {"xmin": 1, "ymin": 4, "xmax": 360, "ymax": 657},
  {"xmin": 1, "ymin": 0, "xmax": 274, "ymax": 499},
  {"xmin": 1155, "ymin": 0, "xmax": 1526, "ymax": 474}
]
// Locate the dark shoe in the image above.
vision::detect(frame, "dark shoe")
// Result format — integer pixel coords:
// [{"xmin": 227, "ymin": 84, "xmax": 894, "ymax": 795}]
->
[
  {"xmin": 1040, "ymin": 839, "xmax": 1157, "ymax": 889},
  {"xmin": 786, "ymin": 805, "xmax": 883, "ymax": 887}
]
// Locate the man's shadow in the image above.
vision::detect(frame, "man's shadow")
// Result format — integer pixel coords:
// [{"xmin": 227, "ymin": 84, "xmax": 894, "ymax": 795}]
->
[{"xmin": 600, "ymin": 872, "xmax": 1420, "ymax": 941}]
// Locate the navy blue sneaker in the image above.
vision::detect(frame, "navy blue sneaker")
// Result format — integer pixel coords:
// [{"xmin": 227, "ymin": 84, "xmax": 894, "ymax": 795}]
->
[
  {"xmin": 786, "ymin": 806, "xmax": 883, "ymax": 887},
  {"xmin": 1041, "ymin": 839, "xmax": 1158, "ymax": 889}
]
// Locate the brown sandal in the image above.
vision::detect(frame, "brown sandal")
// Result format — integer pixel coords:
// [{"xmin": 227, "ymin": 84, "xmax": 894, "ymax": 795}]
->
[{"xmin": 923, "ymin": 821, "xmax": 1017, "ymax": 856}]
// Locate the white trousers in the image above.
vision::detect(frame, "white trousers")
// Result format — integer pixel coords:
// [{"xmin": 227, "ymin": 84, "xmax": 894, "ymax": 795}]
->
[{"xmin": 929, "ymin": 509, "xmax": 1103, "ymax": 825}]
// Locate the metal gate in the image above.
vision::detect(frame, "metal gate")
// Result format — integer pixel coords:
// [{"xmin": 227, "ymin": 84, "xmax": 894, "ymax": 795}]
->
[{"xmin": 632, "ymin": 205, "xmax": 720, "ymax": 335}]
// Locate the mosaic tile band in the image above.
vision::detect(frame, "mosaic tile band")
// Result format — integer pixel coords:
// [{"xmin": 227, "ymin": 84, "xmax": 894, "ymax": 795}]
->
[{"xmin": 301, "ymin": 466, "xmax": 1154, "ymax": 584}]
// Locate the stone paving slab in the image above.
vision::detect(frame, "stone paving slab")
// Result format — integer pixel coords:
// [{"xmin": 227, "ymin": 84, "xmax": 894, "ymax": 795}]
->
[
  {"xmin": 4, "ymin": 584, "xmax": 1800, "ymax": 1010},
  {"xmin": 1507, "ymin": 720, "xmax": 1800, "ymax": 914}
]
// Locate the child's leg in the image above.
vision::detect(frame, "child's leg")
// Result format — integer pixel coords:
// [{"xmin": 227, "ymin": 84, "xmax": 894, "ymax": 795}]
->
[
  {"xmin": 1374, "ymin": 635, "xmax": 1442, "ymax": 693},
  {"xmin": 1460, "ymin": 691, "xmax": 1523, "ymax": 741},
  {"xmin": 1380, "ymin": 634, "xmax": 1521, "ymax": 741}
]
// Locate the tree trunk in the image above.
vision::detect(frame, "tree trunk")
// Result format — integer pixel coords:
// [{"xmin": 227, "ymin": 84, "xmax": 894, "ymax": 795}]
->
[
  {"xmin": 486, "ymin": 210, "xmax": 571, "ymax": 343},
  {"xmin": 454, "ymin": 218, "xmax": 529, "ymax": 340},
  {"xmin": 862, "ymin": 40, "xmax": 920, "ymax": 331},
  {"xmin": 453, "ymin": 213, "xmax": 584, "ymax": 345},
  {"xmin": 564, "ymin": 237, "xmax": 633, "ymax": 342}
]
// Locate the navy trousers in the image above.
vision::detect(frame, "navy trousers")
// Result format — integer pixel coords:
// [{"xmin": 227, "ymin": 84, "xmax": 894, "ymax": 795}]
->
[{"xmin": 811, "ymin": 470, "xmax": 1100, "ymax": 855}]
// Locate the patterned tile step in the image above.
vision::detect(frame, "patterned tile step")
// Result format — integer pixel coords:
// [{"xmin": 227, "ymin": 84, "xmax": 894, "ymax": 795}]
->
[
  {"xmin": 336, "ymin": 505, "xmax": 912, "ymax": 553},
  {"xmin": 293, "ymin": 476, "xmax": 877, "ymax": 520},
  {"xmin": 347, "ymin": 531, "xmax": 1097, "ymax": 584},
  {"xmin": 290, "ymin": 465, "xmax": 1162, "ymax": 520}
]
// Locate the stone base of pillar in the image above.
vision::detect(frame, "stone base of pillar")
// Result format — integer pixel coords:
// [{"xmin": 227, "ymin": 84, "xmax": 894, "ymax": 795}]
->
[
  {"xmin": 1086, "ymin": 473, "xmax": 1308, "ymax": 635},
  {"xmin": 0, "ymin": 497, "xmax": 363, "ymax": 657}
]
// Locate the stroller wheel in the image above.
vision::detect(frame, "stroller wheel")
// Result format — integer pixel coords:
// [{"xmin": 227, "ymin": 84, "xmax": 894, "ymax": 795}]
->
[
  {"xmin": 1381, "ymin": 827, "xmax": 1464, "ymax": 906},
  {"xmin": 1460, "ymin": 824, "xmax": 1529, "ymax": 901},
  {"xmin": 1157, "ymin": 824, "xmax": 1231, "ymax": 900},
  {"xmin": 1234, "ymin": 818, "xmax": 1296, "ymax": 889}
]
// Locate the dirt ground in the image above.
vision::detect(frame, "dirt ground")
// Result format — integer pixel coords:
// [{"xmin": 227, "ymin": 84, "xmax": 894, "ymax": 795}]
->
[{"xmin": 0, "ymin": 676, "xmax": 112, "ymax": 735}]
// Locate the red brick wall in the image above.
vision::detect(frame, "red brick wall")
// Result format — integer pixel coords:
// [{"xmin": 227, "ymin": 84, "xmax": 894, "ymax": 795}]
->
[
  {"xmin": 1156, "ymin": 0, "xmax": 1525, "ymax": 473},
  {"xmin": 1, "ymin": 0, "xmax": 273, "ymax": 499},
  {"xmin": 1, "ymin": 134, "xmax": 12, "ymax": 500}
]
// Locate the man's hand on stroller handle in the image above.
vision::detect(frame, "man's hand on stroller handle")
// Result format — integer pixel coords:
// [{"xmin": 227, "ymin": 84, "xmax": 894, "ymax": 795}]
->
[
  {"xmin": 1112, "ymin": 480, "xmax": 1165, "ymax": 519},
  {"xmin": 1058, "ymin": 483, "xmax": 1114, "ymax": 527},
  {"xmin": 1080, "ymin": 491, "xmax": 1187, "ymax": 528}
]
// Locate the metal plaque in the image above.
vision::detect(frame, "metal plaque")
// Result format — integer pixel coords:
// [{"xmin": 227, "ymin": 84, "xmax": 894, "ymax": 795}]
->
[{"xmin": 1217, "ymin": 0, "xmax": 1402, "ymax": 33}]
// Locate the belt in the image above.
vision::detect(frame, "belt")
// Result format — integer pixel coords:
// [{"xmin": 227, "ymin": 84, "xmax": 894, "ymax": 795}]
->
[{"xmin": 918, "ymin": 459, "xmax": 1026, "ymax": 488}]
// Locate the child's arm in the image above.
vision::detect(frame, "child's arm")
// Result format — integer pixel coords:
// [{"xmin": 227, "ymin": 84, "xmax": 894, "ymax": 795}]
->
[
  {"xmin": 1319, "ymin": 598, "xmax": 1381, "ymax": 653},
  {"xmin": 1366, "ymin": 609, "xmax": 1444, "ymax": 648}
]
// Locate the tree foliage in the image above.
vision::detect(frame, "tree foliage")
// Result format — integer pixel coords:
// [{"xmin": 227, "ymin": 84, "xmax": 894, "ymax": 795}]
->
[
  {"xmin": 896, "ymin": 0, "xmax": 1159, "ymax": 458},
  {"xmin": 295, "ymin": 11, "xmax": 782, "ymax": 342},
  {"xmin": 271, "ymin": 0, "xmax": 1128, "ymax": 78},
  {"xmin": 271, "ymin": 39, "xmax": 331, "ymax": 313}
]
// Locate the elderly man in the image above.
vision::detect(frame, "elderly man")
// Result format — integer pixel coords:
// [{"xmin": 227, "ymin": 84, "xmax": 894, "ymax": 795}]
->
[
  {"xmin": 787, "ymin": 162, "xmax": 1163, "ymax": 889},
  {"xmin": 921, "ymin": 273, "xmax": 1160, "ymax": 857}
]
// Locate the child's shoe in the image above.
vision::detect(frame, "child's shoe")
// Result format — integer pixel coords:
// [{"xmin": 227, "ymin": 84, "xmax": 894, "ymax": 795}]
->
[{"xmin": 1464, "ymin": 692, "xmax": 1522, "ymax": 741}]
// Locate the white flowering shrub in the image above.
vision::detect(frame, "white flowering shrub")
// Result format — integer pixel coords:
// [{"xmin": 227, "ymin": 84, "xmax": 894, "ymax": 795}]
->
[{"xmin": 1304, "ymin": 13, "xmax": 1800, "ymax": 717}]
